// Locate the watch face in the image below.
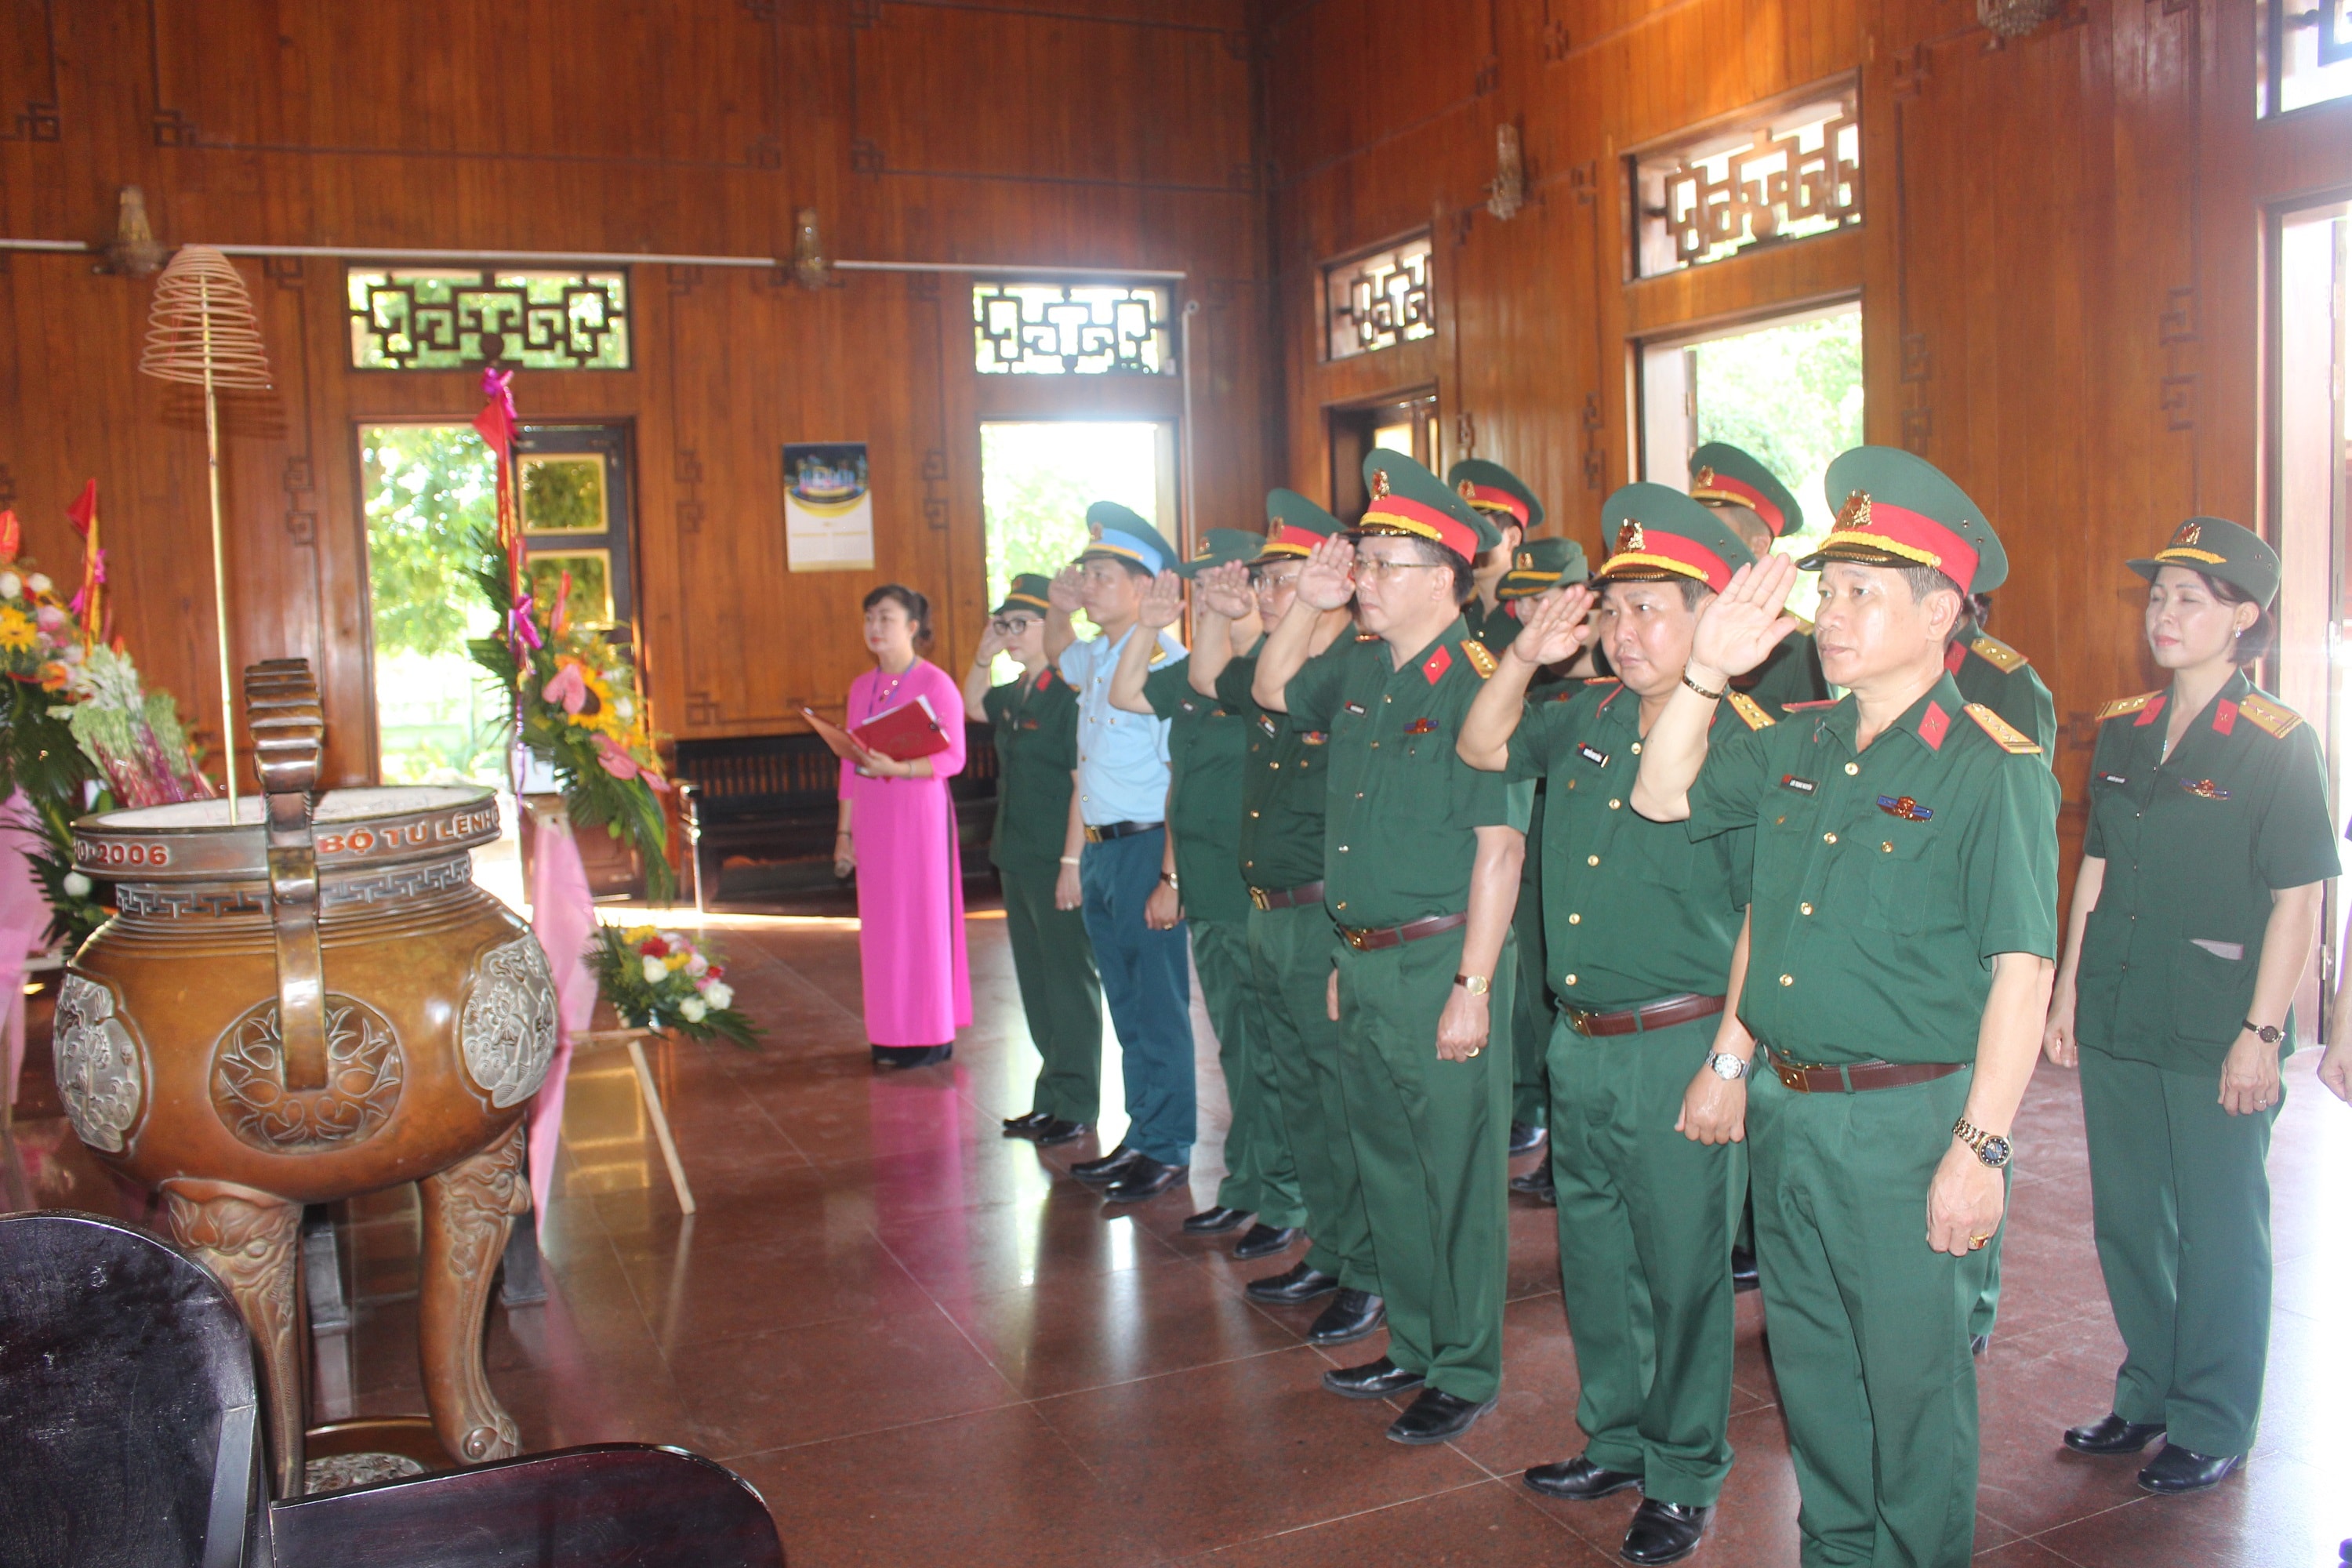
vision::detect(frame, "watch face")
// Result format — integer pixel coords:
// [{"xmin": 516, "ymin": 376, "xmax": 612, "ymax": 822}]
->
[
  {"xmin": 1711, "ymin": 1054, "xmax": 1745, "ymax": 1080},
  {"xmin": 1980, "ymin": 1135, "xmax": 2013, "ymax": 1167}
]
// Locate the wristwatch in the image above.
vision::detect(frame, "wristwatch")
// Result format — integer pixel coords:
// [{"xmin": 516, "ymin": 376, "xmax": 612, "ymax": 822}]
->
[
  {"xmin": 2243, "ymin": 1018, "xmax": 2284, "ymax": 1046},
  {"xmin": 1952, "ymin": 1116, "xmax": 2013, "ymax": 1169},
  {"xmin": 1708, "ymin": 1052, "xmax": 1748, "ymax": 1082},
  {"xmin": 1454, "ymin": 974, "xmax": 1491, "ymax": 996},
  {"xmin": 1159, "ymin": 871, "xmax": 1181, "ymax": 891}
]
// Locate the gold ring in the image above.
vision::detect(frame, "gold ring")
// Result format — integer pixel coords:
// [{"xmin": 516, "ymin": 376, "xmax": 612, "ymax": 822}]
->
[
  {"xmin": 1467, "ymin": 1047, "xmax": 1483, "ymax": 1058},
  {"xmin": 1968, "ymin": 1236, "xmax": 1990, "ymax": 1250}
]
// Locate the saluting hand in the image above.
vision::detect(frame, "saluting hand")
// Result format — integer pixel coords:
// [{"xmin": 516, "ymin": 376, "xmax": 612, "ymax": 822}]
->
[
  {"xmin": 1048, "ymin": 564, "xmax": 1086, "ymax": 614},
  {"xmin": 1690, "ymin": 555, "xmax": 1802, "ymax": 681},
  {"xmin": 1296, "ymin": 535, "xmax": 1356, "ymax": 612},
  {"xmin": 972, "ymin": 622, "xmax": 1008, "ymax": 666},
  {"xmin": 1926, "ymin": 1141, "xmax": 2006, "ymax": 1258},
  {"xmin": 1510, "ymin": 584, "xmax": 1596, "ymax": 669},
  {"xmin": 1198, "ymin": 561, "xmax": 1256, "ymax": 621},
  {"xmin": 1137, "ymin": 570, "xmax": 1185, "ymax": 631}
]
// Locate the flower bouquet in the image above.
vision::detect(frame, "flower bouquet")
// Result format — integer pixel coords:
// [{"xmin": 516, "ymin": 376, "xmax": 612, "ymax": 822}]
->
[
  {"xmin": 588, "ymin": 924, "xmax": 760, "ymax": 1047},
  {"xmin": 465, "ymin": 372, "xmax": 677, "ymax": 902}
]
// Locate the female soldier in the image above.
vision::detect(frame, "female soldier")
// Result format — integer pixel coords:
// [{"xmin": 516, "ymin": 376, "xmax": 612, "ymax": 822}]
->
[
  {"xmin": 964, "ymin": 575, "xmax": 1102, "ymax": 1141},
  {"xmin": 2042, "ymin": 517, "xmax": 2337, "ymax": 1495}
]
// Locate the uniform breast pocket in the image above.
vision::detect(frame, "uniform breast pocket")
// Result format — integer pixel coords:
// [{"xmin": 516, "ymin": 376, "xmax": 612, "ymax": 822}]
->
[
  {"xmin": 1864, "ymin": 826, "xmax": 1944, "ymax": 935},
  {"xmin": 1635, "ymin": 820, "xmax": 1696, "ymax": 891}
]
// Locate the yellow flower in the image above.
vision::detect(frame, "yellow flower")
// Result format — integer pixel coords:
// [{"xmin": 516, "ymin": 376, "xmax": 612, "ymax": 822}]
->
[
  {"xmin": 663, "ymin": 952, "xmax": 688, "ymax": 971},
  {"xmin": 0, "ymin": 606, "xmax": 37, "ymax": 651}
]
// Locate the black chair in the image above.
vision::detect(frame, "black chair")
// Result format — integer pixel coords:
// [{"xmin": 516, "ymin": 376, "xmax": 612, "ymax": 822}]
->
[{"xmin": 0, "ymin": 1210, "xmax": 784, "ymax": 1568}]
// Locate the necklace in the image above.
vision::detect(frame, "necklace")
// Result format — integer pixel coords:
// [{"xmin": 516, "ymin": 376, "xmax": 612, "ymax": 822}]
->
[{"xmin": 869, "ymin": 666, "xmax": 909, "ymax": 717}]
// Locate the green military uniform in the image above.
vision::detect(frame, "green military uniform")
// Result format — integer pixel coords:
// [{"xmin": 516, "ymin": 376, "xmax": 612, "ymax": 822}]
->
[
  {"xmin": 1145, "ymin": 528, "xmax": 1303, "ymax": 1229},
  {"xmin": 1490, "ymin": 537, "xmax": 1590, "ymax": 1134},
  {"xmin": 1451, "ymin": 459, "xmax": 1543, "ymax": 659},
  {"xmin": 1209, "ymin": 492, "xmax": 1377, "ymax": 1291},
  {"xmin": 1685, "ymin": 448, "xmax": 2061, "ymax": 1568},
  {"xmin": 1512, "ymin": 489, "xmax": 1761, "ymax": 1508},
  {"xmin": 1285, "ymin": 452, "xmax": 1529, "ymax": 1408},
  {"xmin": 984, "ymin": 575, "xmax": 1103, "ymax": 1123},
  {"xmin": 2073, "ymin": 517, "xmax": 2338, "ymax": 1461}
]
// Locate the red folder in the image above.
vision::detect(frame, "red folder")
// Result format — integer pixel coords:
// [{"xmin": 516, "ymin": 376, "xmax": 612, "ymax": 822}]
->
[{"xmin": 802, "ymin": 695, "xmax": 951, "ymax": 763}]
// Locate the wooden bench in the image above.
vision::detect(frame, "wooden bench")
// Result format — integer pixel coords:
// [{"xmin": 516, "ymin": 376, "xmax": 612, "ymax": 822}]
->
[{"xmin": 672, "ymin": 728, "xmax": 998, "ymax": 906}]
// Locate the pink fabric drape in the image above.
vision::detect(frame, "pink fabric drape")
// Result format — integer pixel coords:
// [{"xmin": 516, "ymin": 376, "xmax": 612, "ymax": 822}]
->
[
  {"xmin": 839, "ymin": 660, "xmax": 971, "ymax": 1046},
  {"xmin": 0, "ymin": 792, "xmax": 52, "ymax": 1107},
  {"xmin": 525, "ymin": 811, "xmax": 601, "ymax": 1215}
]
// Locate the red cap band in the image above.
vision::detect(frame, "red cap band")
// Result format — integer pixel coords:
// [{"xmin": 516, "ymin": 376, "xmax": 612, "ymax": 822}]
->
[
  {"xmin": 1457, "ymin": 483, "xmax": 1530, "ymax": 528},
  {"xmin": 1818, "ymin": 496, "xmax": 1980, "ymax": 593},
  {"xmin": 1598, "ymin": 525, "xmax": 1734, "ymax": 593},
  {"xmin": 1260, "ymin": 522, "xmax": 1323, "ymax": 557},
  {"xmin": 1691, "ymin": 471, "xmax": 1784, "ymax": 536},
  {"xmin": 1360, "ymin": 495, "xmax": 1480, "ymax": 561}
]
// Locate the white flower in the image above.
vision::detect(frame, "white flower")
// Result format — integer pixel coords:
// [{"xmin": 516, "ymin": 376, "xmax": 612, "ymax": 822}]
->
[
  {"xmin": 0, "ymin": 572, "xmax": 20, "ymax": 600},
  {"xmin": 24, "ymin": 573, "xmax": 50, "ymax": 595},
  {"xmin": 679, "ymin": 996, "xmax": 708, "ymax": 1022},
  {"xmin": 701, "ymin": 981, "xmax": 733, "ymax": 1010},
  {"xmin": 641, "ymin": 955, "xmax": 669, "ymax": 985},
  {"xmin": 60, "ymin": 871, "xmax": 90, "ymax": 898},
  {"xmin": 686, "ymin": 953, "xmax": 709, "ymax": 978}
]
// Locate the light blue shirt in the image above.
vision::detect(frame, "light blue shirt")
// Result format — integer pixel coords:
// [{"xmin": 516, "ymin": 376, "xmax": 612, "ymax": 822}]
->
[{"xmin": 1060, "ymin": 626, "xmax": 1185, "ymax": 827}]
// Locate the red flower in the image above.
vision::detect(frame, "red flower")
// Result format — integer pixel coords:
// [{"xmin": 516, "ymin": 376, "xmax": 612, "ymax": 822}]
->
[{"xmin": 638, "ymin": 939, "xmax": 667, "ymax": 957}]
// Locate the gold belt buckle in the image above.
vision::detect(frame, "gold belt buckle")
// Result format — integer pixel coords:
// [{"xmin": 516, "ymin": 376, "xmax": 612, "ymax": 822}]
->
[
  {"xmin": 1249, "ymin": 887, "xmax": 1271, "ymax": 911},
  {"xmin": 1083, "ymin": 825, "xmax": 1104, "ymax": 844},
  {"xmin": 1341, "ymin": 925, "xmax": 1370, "ymax": 951}
]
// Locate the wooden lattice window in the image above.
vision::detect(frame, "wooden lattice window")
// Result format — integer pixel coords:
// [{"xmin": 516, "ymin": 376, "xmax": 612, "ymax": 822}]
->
[
  {"xmin": 346, "ymin": 269, "xmax": 631, "ymax": 371},
  {"xmin": 1323, "ymin": 235, "xmax": 1435, "ymax": 361},
  {"xmin": 971, "ymin": 284, "xmax": 1174, "ymax": 375},
  {"xmin": 1630, "ymin": 83, "xmax": 1860, "ymax": 278}
]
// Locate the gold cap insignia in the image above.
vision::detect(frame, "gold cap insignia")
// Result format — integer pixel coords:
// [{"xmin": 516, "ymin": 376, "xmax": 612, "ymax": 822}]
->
[
  {"xmin": 1836, "ymin": 491, "xmax": 1874, "ymax": 531},
  {"xmin": 1615, "ymin": 521, "xmax": 1645, "ymax": 554},
  {"xmin": 1087, "ymin": 521, "xmax": 1105, "ymax": 540},
  {"xmin": 1192, "ymin": 542, "xmax": 1213, "ymax": 560},
  {"xmin": 1695, "ymin": 466, "xmax": 1718, "ymax": 488},
  {"xmin": 1457, "ymin": 478, "xmax": 1478, "ymax": 501},
  {"xmin": 1515, "ymin": 550, "xmax": 1534, "ymax": 569},
  {"xmin": 2172, "ymin": 521, "xmax": 2202, "ymax": 548},
  {"xmin": 1370, "ymin": 468, "xmax": 1390, "ymax": 499}
]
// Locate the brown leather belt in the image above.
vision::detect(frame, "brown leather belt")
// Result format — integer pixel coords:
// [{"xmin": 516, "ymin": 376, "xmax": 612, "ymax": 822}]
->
[
  {"xmin": 1337, "ymin": 911, "xmax": 1468, "ymax": 952},
  {"xmin": 1567, "ymin": 993, "xmax": 1725, "ymax": 1038},
  {"xmin": 1250, "ymin": 880, "xmax": 1325, "ymax": 911},
  {"xmin": 1764, "ymin": 1047, "xmax": 1967, "ymax": 1094},
  {"xmin": 1083, "ymin": 819, "xmax": 1162, "ymax": 843}
]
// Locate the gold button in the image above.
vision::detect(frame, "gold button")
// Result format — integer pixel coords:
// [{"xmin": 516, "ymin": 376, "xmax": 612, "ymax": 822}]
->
[
  {"xmin": 1337, "ymin": 900, "xmax": 1347, "ymax": 910},
  {"xmin": 1587, "ymin": 855, "xmax": 1599, "ymax": 866},
  {"xmin": 1371, "ymin": 741, "xmax": 1380, "ymax": 749},
  {"xmin": 1384, "ymin": 695, "xmax": 1392, "ymax": 702},
  {"xmin": 1609, "ymin": 798, "xmax": 1621, "ymax": 810},
  {"xmin": 1244, "ymin": 860, "xmax": 1253, "ymax": 869},
  {"xmin": 1824, "ymin": 832, "xmax": 1838, "ymax": 844},
  {"xmin": 1845, "ymin": 762, "xmax": 1859, "ymax": 775},
  {"xmin": 1568, "ymin": 913, "xmax": 1581, "ymax": 924},
  {"xmin": 1800, "ymin": 902, "xmax": 1813, "ymax": 915},
  {"xmin": 1631, "ymin": 742, "xmax": 1642, "ymax": 754},
  {"xmin": 1338, "ymin": 845, "xmax": 1349, "ymax": 852},
  {"xmin": 1250, "ymin": 809, "xmax": 1261, "ymax": 818},
  {"xmin": 1882, "ymin": 841, "xmax": 1893, "ymax": 852},
  {"xmin": 1780, "ymin": 975, "xmax": 1794, "ymax": 986},
  {"xmin": 1564, "ymin": 973, "xmax": 1577, "ymax": 985}
]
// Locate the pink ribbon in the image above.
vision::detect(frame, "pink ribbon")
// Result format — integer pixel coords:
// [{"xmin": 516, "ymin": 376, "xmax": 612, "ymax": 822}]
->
[
  {"xmin": 524, "ymin": 811, "xmax": 598, "ymax": 1215},
  {"xmin": 0, "ymin": 793, "xmax": 52, "ymax": 1108}
]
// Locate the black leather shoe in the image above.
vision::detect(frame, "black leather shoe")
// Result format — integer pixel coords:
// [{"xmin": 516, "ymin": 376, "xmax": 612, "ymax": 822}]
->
[
  {"xmin": 1232, "ymin": 1222, "xmax": 1300, "ymax": 1260},
  {"xmin": 1387, "ymin": 1388, "xmax": 1495, "ymax": 1444},
  {"xmin": 1510, "ymin": 1163, "xmax": 1557, "ymax": 1203},
  {"xmin": 2063, "ymin": 1414, "xmax": 2167, "ymax": 1456},
  {"xmin": 1524, "ymin": 1455, "xmax": 1643, "ymax": 1501},
  {"xmin": 1621, "ymin": 1499, "xmax": 1711, "ymax": 1566},
  {"xmin": 1101, "ymin": 1157, "xmax": 1188, "ymax": 1203},
  {"xmin": 1730, "ymin": 1246, "xmax": 1760, "ymax": 1293},
  {"xmin": 1033, "ymin": 1117, "xmax": 1088, "ymax": 1147},
  {"xmin": 1971, "ymin": 1333, "xmax": 1992, "ymax": 1357},
  {"xmin": 1070, "ymin": 1145, "xmax": 1142, "ymax": 1185},
  {"xmin": 1321, "ymin": 1355, "xmax": 1425, "ymax": 1400},
  {"xmin": 1181, "ymin": 1205, "xmax": 1250, "ymax": 1235},
  {"xmin": 1245, "ymin": 1261, "xmax": 1339, "ymax": 1305},
  {"xmin": 1508, "ymin": 1121, "xmax": 1549, "ymax": 1156},
  {"xmin": 1307, "ymin": 1290, "xmax": 1385, "ymax": 1346},
  {"xmin": 1001, "ymin": 1109, "xmax": 1052, "ymax": 1137},
  {"xmin": 2137, "ymin": 1443, "xmax": 2240, "ymax": 1494}
]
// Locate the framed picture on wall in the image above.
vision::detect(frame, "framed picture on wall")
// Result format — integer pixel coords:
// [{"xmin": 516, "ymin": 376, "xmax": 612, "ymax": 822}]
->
[
  {"xmin": 524, "ymin": 549, "xmax": 616, "ymax": 627},
  {"xmin": 519, "ymin": 452, "xmax": 610, "ymax": 535},
  {"xmin": 784, "ymin": 441, "xmax": 876, "ymax": 572}
]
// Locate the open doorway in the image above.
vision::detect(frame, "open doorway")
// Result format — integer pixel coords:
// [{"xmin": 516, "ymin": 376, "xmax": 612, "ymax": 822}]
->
[
  {"xmin": 978, "ymin": 420, "xmax": 1174, "ymax": 673},
  {"xmin": 1328, "ymin": 390, "xmax": 1439, "ymax": 522},
  {"xmin": 1639, "ymin": 302, "xmax": 1864, "ymax": 615}
]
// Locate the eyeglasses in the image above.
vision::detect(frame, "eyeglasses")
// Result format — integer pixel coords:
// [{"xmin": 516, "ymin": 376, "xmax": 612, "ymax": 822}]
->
[
  {"xmin": 1352, "ymin": 558, "xmax": 1449, "ymax": 583},
  {"xmin": 1254, "ymin": 572, "xmax": 1304, "ymax": 591},
  {"xmin": 992, "ymin": 616, "xmax": 1036, "ymax": 634}
]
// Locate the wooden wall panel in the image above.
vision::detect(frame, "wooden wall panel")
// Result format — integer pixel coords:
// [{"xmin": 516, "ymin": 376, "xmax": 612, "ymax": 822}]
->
[{"xmin": 0, "ymin": 0, "xmax": 1270, "ymax": 787}]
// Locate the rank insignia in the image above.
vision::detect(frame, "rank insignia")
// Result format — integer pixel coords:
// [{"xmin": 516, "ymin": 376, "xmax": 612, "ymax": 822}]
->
[
  {"xmin": 1962, "ymin": 702, "xmax": 2039, "ymax": 753},
  {"xmin": 1405, "ymin": 717, "xmax": 1438, "ymax": 735},
  {"xmin": 1421, "ymin": 644, "xmax": 1454, "ymax": 684},
  {"xmin": 2237, "ymin": 691, "xmax": 2303, "ymax": 739},
  {"xmin": 1878, "ymin": 794, "xmax": 1934, "ymax": 822},
  {"xmin": 2096, "ymin": 691, "xmax": 2160, "ymax": 723},
  {"xmin": 1577, "ymin": 743, "xmax": 1609, "ymax": 767},
  {"xmin": 1968, "ymin": 633, "xmax": 2029, "ymax": 674},
  {"xmin": 1345, "ymin": 700, "xmax": 1367, "ymax": 715},
  {"xmin": 2212, "ymin": 699, "xmax": 2238, "ymax": 735},
  {"xmin": 1356, "ymin": 630, "xmax": 1382, "ymax": 641},
  {"xmin": 1780, "ymin": 775, "xmax": 1817, "ymax": 794},
  {"xmin": 1725, "ymin": 691, "xmax": 1777, "ymax": 731},
  {"xmin": 1918, "ymin": 702, "xmax": 1951, "ymax": 750},
  {"xmin": 1034, "ymin": 670, "xmax": 1055, "ymax": 690},
  {"xmin": 2181, "ymin": 778, "xmax": 2231, "ymax": 800},
  {"xmin": 1461, "ymin": 639, "xmax": 1497, "ymax": 678}
]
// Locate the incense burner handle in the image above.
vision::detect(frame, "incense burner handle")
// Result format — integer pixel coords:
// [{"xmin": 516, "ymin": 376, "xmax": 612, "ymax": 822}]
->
[{"xmin": 244, "ymin": 659, "xmax": 328, "ymax": 1093}]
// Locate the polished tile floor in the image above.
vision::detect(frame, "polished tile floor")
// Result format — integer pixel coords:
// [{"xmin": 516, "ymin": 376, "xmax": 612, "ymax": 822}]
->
[{"xmin": 10, "ymin": 906, "xmax": 2350, "ymax": 1566}]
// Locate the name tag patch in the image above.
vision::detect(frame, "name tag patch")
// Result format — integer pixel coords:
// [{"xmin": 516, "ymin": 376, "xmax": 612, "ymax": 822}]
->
[
  {"xmin": 1258, "ymin": 716, "xmax": 1279, "ymax": 736},
  {"xmin": 1877, "ymin": 794, "xmax": 1933, "ymax": 822},
  {"xmin": 2181, "ymin": 778, "xmax": 2230, "ymax": 800},
  {"xmin": 1780, "ymin": 775, "xmax": 1817, "ymax": 795},
  {"xmin": 1345, "ymin": 701, "xmax": 1367, "ymax": 716},
  {"xmin": 1577, "ymin": 743, "xmax": 1609, "ymax": 767},
  {"xmin": 2100, "ymin": 773, "xmax": 2128, "ymax": 785}
]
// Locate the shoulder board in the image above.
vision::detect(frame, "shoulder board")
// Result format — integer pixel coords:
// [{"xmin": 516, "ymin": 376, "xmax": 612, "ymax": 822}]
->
[
  {"xmin": 1969, "ymin": 633, "xmax": 2030, "ymax": 674},
  {"xmin": 1963, "ymin": 702, "xmax": 2042, "ymax": 754},
  {"xmin": 2237, "ymin": 691, "xmax": 2304, "ymax": 740},
  {"xmin": 1460, "ymin": 639, "xmax": 1497, "ymax": 679},
  {"xmin": 1780, "ymin": 698, "xmax": 1838, "ymax": 710},
  {"xmin": 1355, "ymin": 630, "xmax": 1381, "ymax": 642},
  {"xmin": 1722, "ymin": 691, "xmax": 1776, "ymax": 731},
  {"xmin": 2095, "ymin": 691, "xmax": 2160, "ymax": 723},
  {"xmin": 1149, "ymin": 644, "xmax": 1171, "ymax": 665},
  {"xmin": 1584, "ymin": 677, "xmax": 1621, "ymax": 688}
]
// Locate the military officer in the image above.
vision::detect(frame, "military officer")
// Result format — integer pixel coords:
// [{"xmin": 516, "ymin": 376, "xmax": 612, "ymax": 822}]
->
[
  {"xmin": 1488, "ymin": 537, "xmax": 1594, "ymax": 1202},
  {"xmin": 2042, "ymin": 518, "xmax": 2336, "ymax": 1496},
  {"xmin": 1450, "ymin": 459, "xmax": 1543, "ymax": 659},
  {"xmin": 1460, "ymin": 488, "xmax": 1769, "ymax": 1566},
  {"xmin": 1254, "ymin": 451, "xmax": 1530, "ymax": 1446},
  {"xmin": 1044, "ymin": 504, "xmax": 1196, "ymax": 1204},
  {"xmin": 1631, "ymin": 446, "xmax": 2061, "ymax": 1568},
  {"xmin": 1187, "ymin": 492, "xmax": 1388, "ymax": 1346},
  {"xmin": 1690, "ymin": 441, "xmax": 1828, "ymax": 711},
  {"xmin": 967, "ymin": 575, "xmax": 1102, "ymax": 1146},
  {"xmin": 1109, "ymin": 530, "xmax": 1308, "ymax": 1259}
]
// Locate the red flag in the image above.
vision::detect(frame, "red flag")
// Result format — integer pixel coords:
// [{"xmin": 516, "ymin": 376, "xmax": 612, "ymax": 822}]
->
[
  {"xmin": 473, "ymin": 369, "xmax": 517, "ymax": 455},
  {"xmin": 65, "ymin": 479, "xmax": 96, "ymax": 537}
]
